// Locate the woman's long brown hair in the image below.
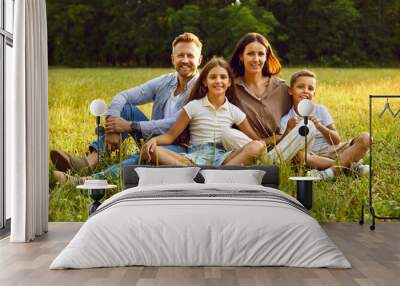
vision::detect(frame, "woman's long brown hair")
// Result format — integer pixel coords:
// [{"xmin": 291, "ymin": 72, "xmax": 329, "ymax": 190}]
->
[{"xmin": 229, "ymin": 32, "xmax": 281, "ymax": 77}]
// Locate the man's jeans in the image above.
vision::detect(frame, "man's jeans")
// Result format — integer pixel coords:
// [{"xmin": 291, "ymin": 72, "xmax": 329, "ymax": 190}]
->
[
  {"xmin": 93, "ymin": 144, "xmax": 187, "ymax": 180},
  {"xmin": 89, "ymin": 104, "xmax": 148, "ymax": 152},
  {"xmin": 90, "ymin": 103, "xmax": 187, "ymax": 179}
]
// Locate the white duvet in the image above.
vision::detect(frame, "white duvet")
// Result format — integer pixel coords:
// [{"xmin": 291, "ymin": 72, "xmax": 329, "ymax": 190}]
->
[{"xmin": 50, "ymin": 183, "xmax": 351, "ymax": 269}]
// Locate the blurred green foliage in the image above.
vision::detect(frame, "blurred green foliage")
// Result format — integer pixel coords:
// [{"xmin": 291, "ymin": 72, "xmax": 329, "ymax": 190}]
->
[{"xmin": 47, "ymin": 0, "xmax": 400, "ymax": 67}]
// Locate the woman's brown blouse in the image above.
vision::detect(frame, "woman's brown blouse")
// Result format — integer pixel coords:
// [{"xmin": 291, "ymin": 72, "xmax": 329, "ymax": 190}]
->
[{"xmin": 233, "ymin": 76, "xmax": 292, "ymax": 138}]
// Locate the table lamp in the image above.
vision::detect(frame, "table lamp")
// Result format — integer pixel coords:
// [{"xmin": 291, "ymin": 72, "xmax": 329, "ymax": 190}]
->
[{"xmin": 289, "ymin": 99, "xmax": 317, "ymax": 210}]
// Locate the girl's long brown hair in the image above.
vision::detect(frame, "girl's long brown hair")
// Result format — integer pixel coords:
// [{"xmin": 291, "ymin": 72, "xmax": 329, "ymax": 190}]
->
[{"xmin": 174, "ymin": 57, "xmax": 238, "ymax": 146}]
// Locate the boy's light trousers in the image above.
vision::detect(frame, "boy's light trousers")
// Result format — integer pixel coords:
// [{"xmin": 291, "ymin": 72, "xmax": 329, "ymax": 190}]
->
[{"xmin": 221, "ymin": 122, "xmax": 316, "ymax": 163}]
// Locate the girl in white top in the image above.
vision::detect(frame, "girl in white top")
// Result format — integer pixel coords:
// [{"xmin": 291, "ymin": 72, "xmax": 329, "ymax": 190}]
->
[{"xmin": 142, "ymin": 58, "xmax": 265, "ymax": 166}]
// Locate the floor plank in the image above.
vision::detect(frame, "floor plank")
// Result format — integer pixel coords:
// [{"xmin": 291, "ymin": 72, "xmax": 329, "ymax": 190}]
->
[{"xmin": 0, "ymin": 222, "xmax": 399, "ymax": 286}]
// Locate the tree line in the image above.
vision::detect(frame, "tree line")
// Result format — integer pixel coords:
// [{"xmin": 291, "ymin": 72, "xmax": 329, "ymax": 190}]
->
[{"xmin": 47, "ymin": 0, "xmax": 400, "ymax": 67}]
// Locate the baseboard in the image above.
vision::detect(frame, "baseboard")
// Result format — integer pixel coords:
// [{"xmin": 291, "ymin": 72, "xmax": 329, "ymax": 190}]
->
[{"xmin": 0, "ymin": 218, "xmax": 11, "ymax": 239}]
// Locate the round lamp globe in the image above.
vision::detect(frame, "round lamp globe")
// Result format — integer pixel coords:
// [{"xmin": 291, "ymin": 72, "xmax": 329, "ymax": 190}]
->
[
  {"xmin": 89, "ymin": 99, "xmax": 107, "ymax": 116},
  {"xmin": 298, "ymin": 99, "xmax": 314, "ymax": 117}
]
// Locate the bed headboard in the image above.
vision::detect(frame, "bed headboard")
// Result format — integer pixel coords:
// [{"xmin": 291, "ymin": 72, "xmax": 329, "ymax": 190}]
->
[{"xmin": 122, "ymin": 165, "xmax": 280, "ymax": 190}]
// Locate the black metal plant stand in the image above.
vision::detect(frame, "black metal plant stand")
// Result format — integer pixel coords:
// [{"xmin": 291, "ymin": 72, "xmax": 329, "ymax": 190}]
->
[{"xmin": 359, "ymin": 95, "xmax": 400, "ymax": 230}]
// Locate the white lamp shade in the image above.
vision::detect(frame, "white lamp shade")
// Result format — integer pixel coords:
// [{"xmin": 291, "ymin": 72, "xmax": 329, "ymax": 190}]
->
[
  {"xmin": 298, "ymin": 99, "xmax": 314, "ymax": 117},
  {"xmin": 89, "ymin": 99, "xmax": 107, "ymax": 116}
]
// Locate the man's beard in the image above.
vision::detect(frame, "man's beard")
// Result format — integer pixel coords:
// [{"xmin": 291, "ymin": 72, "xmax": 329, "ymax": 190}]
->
[{"xmin": 177, "ymin": 64, "xmax": 194, "ymax": 77}]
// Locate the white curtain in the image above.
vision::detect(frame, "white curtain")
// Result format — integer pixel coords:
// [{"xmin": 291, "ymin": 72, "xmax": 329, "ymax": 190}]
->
[{"xmin": 8, "ymin": 0, "xmax": 48, "ymax": 242}]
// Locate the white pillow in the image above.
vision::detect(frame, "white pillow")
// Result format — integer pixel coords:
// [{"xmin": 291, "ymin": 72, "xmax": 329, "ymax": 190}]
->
[
  {"xmin": 135, "ymin": 167, "xmax": 200, "ymax": 186},
  {"xmin": 200, "ymin": 169, "xmax": 266, "ymax": 185}
]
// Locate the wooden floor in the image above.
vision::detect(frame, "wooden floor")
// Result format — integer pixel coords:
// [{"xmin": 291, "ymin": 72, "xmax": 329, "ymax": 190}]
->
[{"xmin": 0, "ymin": 222, "xmax": 399, "ymax": 286}]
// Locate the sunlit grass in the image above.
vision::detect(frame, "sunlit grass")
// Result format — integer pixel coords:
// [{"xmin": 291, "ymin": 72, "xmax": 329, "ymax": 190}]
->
[{"xmin": 49, "ymin": 67, "xmax": 400, "ymax": 222}]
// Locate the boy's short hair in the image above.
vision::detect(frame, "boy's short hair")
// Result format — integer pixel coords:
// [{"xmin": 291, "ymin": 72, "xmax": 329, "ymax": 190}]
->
[
  {"xmin": 290, "ymin": 70, "xmax": 316, "ymax": 87},
  {"xmin": 172, "ymin": 32, "xmax": 202, "ymax": 51}
]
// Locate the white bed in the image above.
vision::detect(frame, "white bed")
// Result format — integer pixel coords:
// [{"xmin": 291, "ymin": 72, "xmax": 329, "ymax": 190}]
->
[{"xmin": 50, "ymin": 181, "xmax": 351, "ymax": 269}]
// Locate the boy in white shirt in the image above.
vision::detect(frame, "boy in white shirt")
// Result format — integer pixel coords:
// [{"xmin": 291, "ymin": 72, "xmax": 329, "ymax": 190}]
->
[{"xmin": 280, "ymin": 70, "xmax": 371, "ymax": 180}]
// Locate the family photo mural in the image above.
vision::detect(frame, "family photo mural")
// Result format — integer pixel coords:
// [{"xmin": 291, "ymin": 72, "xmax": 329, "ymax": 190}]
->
[{"xmin": 46, "ymin": 0, "xmax": 400, "ymax": 223}]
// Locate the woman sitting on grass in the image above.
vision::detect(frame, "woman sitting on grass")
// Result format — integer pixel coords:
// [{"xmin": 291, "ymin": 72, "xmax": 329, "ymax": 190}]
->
[{"xmin": 141, "ymin": 57, "xmax": 266, "ymax": 166}]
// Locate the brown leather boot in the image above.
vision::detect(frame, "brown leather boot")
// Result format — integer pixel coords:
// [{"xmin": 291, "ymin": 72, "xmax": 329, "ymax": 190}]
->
[{"xmin": 50, "ymin": 149, "xmax": 90, "ymax": 173}]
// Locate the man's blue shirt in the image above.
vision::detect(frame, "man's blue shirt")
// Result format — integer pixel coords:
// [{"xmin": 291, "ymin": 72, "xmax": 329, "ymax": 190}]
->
[{"xmin": 107, "ymin": 72, "xmax": 198, "ymax": 138}]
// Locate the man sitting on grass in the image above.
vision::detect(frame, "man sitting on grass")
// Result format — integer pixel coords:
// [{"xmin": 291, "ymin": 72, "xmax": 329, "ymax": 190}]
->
[
  {"xmin": 280, "ymin": 70, "xmax": 371, "ymax": 180},
  {"xmin": 52, "ymin": 32, "xmax": 203, "ymax": 183}
]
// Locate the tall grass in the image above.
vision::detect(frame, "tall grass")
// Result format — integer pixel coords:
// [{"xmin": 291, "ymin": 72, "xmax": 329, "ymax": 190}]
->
[{"xmin": 49, "ymin": 67, "xmax": 400, "ymax": 222}]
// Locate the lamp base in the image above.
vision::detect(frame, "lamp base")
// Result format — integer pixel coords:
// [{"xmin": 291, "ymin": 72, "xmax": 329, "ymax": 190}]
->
[
  {"xmin": 88, "ymin": 189, "xmax": 106, "ymax": 215},
  {"xmin": 289, "ymin": 177, "xmax": 319, "ymax": 210},
  {"xmin": 296, "ymin": 180, "xmax": 313, "ymax": 210},
  {"xmin": 298, "ymin": 125, "xmax": 309, "ymax": 136}
]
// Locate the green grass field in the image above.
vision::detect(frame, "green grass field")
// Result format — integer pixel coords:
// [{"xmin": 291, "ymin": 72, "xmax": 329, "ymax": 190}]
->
[{"xmin": 49, "ymin": 67, "xmax": 400, "ymax": 222}]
